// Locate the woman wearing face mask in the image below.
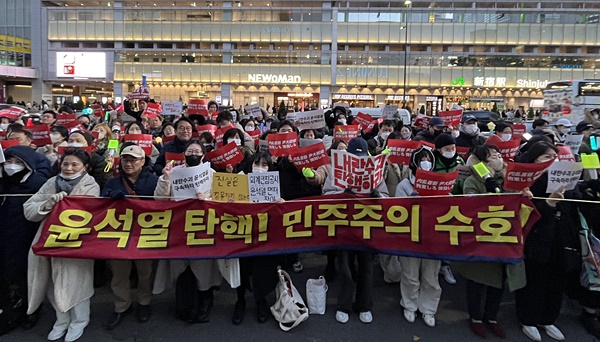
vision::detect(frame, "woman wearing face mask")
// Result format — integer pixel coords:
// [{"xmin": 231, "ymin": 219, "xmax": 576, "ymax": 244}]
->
[
  {"xmin": 0, "ymin": 117, "xmax": 11, "ymax": 131},
  {"xmin": 336, "ymin": 113, "xmax": 348, "ymax": 125},
  {"xmin": 37, "ymin": 126, "xmax": 69, "ymax": 164},
  {"xmin": 92, "ymin": 123, "xmax": 113, "ymax": 155},
  {"xmin": 514, "ymin": 141, "xmax": 569, "ymax": 342},
  {"xmin": 64, "ymin": 131, "xmax": 109, "ymax": 188},
  {"xmin": 432, "ymin": 133, "xmax": 465, "ymax": 194},
  {"xmin": 240, "ymin": 119, "xmax": 256, "ymax": 133},
  {"xmin": 0, "ymin": 147, "xmax": 49, "ymax": 335},
  {"xmin": 24, "ymin": 148, "xmax": 100, "ymax": 342},
  {"xmin": 110, "ymin": 122, "xmax": 122, "ymax": 140},
  {"xmin": 154, "ymin": 140, "xmax": 222, "ymax": 324},
  {"xmin": 232, "ymin": 152, "xmax": 286, "ymax": 325},
  {"xmin": 220, "ymin": 128, "xmax": 254, "ymax": 174},
  {"xmin": 486, "ymin": 121, "xmax": 514, "ymax": 145},
  {"xmin": 400, "ymin": 126, "xmax": 413, "ymax": 140}
]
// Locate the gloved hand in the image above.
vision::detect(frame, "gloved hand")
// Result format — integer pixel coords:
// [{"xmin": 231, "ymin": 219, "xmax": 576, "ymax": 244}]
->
[
  {"xmin": 43, "ymin": 191, "xmax": 67, "ymax": 211},
  {"xmin": 381, "ymin": 148, "xmax": 391, "ymax": 156},
  {"xmin": 370, "ymin": 189, "xmax": 382, "ymax": 198},
  {"xmin": 302, "ymin": 167, "xmax": 315, "ymax": 179},
  {"xmin": 344, "ymin": 188, "xmax": 356, "ymax": 195},
  {"xmin": 485, "ymin": 178, "xmax": 500, "ymax": 193},
  {"xmin": 109, "ymin": 190, "xmax": 126, "ymax": 200}
]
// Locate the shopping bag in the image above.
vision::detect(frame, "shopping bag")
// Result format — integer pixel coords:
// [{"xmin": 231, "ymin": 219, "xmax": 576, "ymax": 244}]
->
[
  {"xmin": 306, "ymin": 276, "xmax": 328, "ymax": 315},
  {"xmin": 217, "ymin": 258, "xmax": 241, "ymax": 288},
  {"xmin": 270, "ymin": 268, "xmax": 309, "ymax": 331}
]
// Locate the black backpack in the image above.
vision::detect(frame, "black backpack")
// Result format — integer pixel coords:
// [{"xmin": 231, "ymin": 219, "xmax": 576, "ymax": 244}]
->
[{"xmin": 175, "ymin": 266, "xmax": 198, "ymax": 322}]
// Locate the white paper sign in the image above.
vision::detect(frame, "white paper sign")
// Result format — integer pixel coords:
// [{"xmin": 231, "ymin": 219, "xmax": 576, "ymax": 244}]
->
[
  {"xmin": 245, "ymin": 104, "xmax": 262, "ymax": 117},
  {"xmin": 296, "ymin": 110, "xmax": 326, "ymax": 130},
  {"xmin": 331, "ymin": 150, "xmax": 388, "ymax": 193},
  {"xmin": 286, "ymin": 112, "xmax": 298, "ymax": 122},
  {"xmin": 170, "ymin": 162, "xmax": 213, "ymax": 200},
  {"xmin": 0, "ymin": 144, "xmax": 5, "ymax": 163},
  {"xmin": 258, "ymin": 139, "xmax": 269, "ymax": 153},
  {"xmin": 249, "ymin": 171, "xmax": 281, "ymax": 203},
  {"xmin": 564, "ymin": 134, "xmax": 584, "ymax": 155},
  {"xmin": 162, "ymin": 101, "xmax": 183, "ymax": 115},
  {"xmin": 381, "ymin": 105, "xmax": 399, "ymax": 120},
  {"xmin": 546, "ymin": 161, "xmax": 584, "ymax": 193}
]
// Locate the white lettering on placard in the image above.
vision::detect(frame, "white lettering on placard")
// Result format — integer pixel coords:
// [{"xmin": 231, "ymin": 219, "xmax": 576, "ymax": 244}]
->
[{"xmin": 248, "ymin": 74, "xmax": 301, "ymax": 84}]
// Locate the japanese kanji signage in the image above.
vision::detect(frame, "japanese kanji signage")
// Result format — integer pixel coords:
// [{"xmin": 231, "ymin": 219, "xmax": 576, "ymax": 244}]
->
[
  {"xmin": 32, "ymin": 194, "xmax": 540, "ymax": 263},
  {"xmin": 267, "ymin": 132, "xmax": 298, "ymax": 157}
]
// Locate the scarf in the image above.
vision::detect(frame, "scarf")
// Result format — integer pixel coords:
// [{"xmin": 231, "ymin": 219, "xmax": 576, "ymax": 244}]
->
[{"xmin": 55, "ymin": 172, "xmax": 87, "ymax": 195}]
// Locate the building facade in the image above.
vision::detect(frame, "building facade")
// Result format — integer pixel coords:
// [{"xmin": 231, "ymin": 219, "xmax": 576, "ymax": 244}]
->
[{"xmin": 16, "ymin": 0, "xmax": 600, "ymax": 113}]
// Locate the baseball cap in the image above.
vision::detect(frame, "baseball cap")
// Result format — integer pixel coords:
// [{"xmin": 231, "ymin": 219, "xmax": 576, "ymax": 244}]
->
[
  {"xmin": 576, "ymin": 121, "xmax": 594, "ymax": 133},
  {"xmin": 429, "ymin": 117, "xmax": 446, "ymax": 127},
  {"xmin": 461, "ymin": 115, "xmax": 477, "ymax": 124},
  {"xmin": 120, "ymin": 145, "xmax": 145, "ymax": 159},
  {"xmin": 555, "ymin": 118, "xmax": 573, "ymax": 127},
  {"xmin": 347, "ymin": 137, "xmax": 369, "ymax": 156}
]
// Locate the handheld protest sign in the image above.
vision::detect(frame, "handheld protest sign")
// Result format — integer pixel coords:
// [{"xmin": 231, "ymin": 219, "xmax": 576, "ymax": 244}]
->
[
  {"xmin": 165, "ymin": 152, "xmax": 185, "ymax": 167},
  {"xmin": 206, "ymin": 141, "xmax": 244, "ymax": 169},
  {"xmin": 26, "ymin": 124, "xmax": 52, "ymax": 146},
  {"xmin": 143, "ymin": 103, "xmax": 161, "ymax": 119},
  {"xmin": 249, "ymin": 171, "xmax": 281, "ymax": 203},
  {"xmin": 546, "ymin": 161, "xmax": 584, "ymax": 193},
  {"xmin": 267, "ymin": 132, "xmax": 298, "ymax": 157},
  {"xmin": 331, "ymin": 150, "xmax": 388, "ymax": 194},
  {"xmin": 456, "ymin": 146, "xmax": 470, "ymax": 161},
  {"xmin": 333, "ymin": 125, "xmax": 360, "ymax": 142},
  {"xmin": 289, "ymin": 142, "xmax": 330, "ymax": 170},
  {"xmin": 387, "ymin": 140, "xmax": 422, "ymax": 165},
  {"xmin": 211, "ymin": 172, "xmax": 250, "ymax": 202},
  {"xmin": 503, "ymin": 159, "xmax": 554, "ymax": 191},
  {"xmin": 188, "ymin": 99, "xmax": 209, "ymax": 117},
  {"xmin": 353, "ymin": 112, "xmax": 373, "ymax": 130},
  {"xmin": 438, "ymin": 109, "xmax": 463, "ymax": 127},
  {"xmin": 414, "ymin": 169, "xmax": 458, "ymax": 196},
  {"xmin": 197, "ymin": 124, "xmax": 218, "ymax": 139},
  {"xmin": 123, "ymin": 134, "xmax": 153, "ymax": 155}
]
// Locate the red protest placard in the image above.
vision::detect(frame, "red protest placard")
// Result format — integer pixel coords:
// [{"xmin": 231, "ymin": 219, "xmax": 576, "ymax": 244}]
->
[
  {"xmin": 162, "ymin": 135, "xmax": 175, "ymax": 144},
  {"xmin": 1, "ymin": 139, "xmax": 19, "ymax": 149},
  {"xmin": 123, "ymin": 134, "xmax": 153, "ymax": 155},
  {"xmin": 456, "ymin": 146, "xmax": 470, "ymax": 160},
  {"xmin": 187, "ymin": 99, "xmax": 208, "ymax": 116},
  {"xmin": 414, "ymin": 169, "xmax": 458, "ymax": 196},
  {"xmin": 215, "ymin": 125, "xmax": 235, "ymax": 148},
  {"xmin": 26, "ymin": 124, "xmax": 52, "ymax": 146},
  {"xmin": 267, "ymin": 132, "xmax": 298, "ymax": 157},
  {"xmin": 331, "ymin": 150, "xmax": 388, "ymax": 193},
  {"xmin": 143, "ymin": 102, "xmax": 161, "ymax": 119},
  {"xmin": 490, "ymin": 138, "xmax": 521, "ymax": 161},
  {"xmin": 91, "ymin": 104, "xmax": 103, "ymax": 117},
  {"xmin": 354, "ymin": 112, "xmax": 374, "ymax": 129},
  {"xmin": 512, "ymin": 124, "xmax": 526, "ymax": 135},
  {"xmin": 333, "ymin": 125, "xmax": 360, "ymax": 142},
  {"xmin": 197, "ymin": 124, "xmax": 218, "ymax": 138},
  {"xmin": 165, "ymin": 152, "xmax": 185, "ymax": 167},
  {"xmin": 363, "ymin": 120, "xmax": 378, "ymax": 134},
  {"xmin": 247, "ymin": 129, "xmax": 261, "ymax": 146},
  {"xmin": 413, "ymin": 115, "xmax": 432, "ymax": 130},
  {"xmin": 128, "ymin": 86, "xmax": 150, "ymax": 100},
  {"xmin": 438, "ymin": 109, "xmax": 463, "ymax": 127},
  {"xmin": 557, "ymin": 145, "xmax": 576, "ymax": 162},
  {"xmin": 0, "ymin": 108, "xmax": 24, "ymax": 120},
  {"xmin": 55, "ymin": 114, "xmax": 78, "ymax": 128},
  {"xmin": 503, "ymin": 160, "xmax": 554, "ymax": 191},
  {"xmin": 289, "ymin": 142, "xmax": 330, "ymax": 170},
  {"xmin": 57, "ymin": 146, "xmax": 96, "ymax": 156},
  {"xmin": 206, "ymin": 141, "xmax": 244, "ymax": 169},
  {"xmin": 387, "ymin": 140, "xmax": 423, "ymax": 165}
]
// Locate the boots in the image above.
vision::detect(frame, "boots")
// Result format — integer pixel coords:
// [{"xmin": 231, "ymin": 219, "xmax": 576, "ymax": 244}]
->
[{"xmin": 195, "ymin": 289, "xmax": 213, "ymax": 323}]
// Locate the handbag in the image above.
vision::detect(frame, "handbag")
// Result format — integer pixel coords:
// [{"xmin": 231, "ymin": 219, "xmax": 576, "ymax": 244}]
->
[
  {"xmin": 577, "ymin": 210, "xmax": 600, "ymax": 291},
  {"xmin": 270, "ymin": 268, "xmax": 309, "ymax": 331}
]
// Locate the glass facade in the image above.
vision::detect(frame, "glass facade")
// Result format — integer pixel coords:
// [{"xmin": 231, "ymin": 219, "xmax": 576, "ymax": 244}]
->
[{"xmin": 0, "ymin": 0, "xmax": 31, "ymax": 67}]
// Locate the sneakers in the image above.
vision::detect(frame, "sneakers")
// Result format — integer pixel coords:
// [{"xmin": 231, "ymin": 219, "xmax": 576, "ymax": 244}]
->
[
  {"xmin": 335, "ymin": 311, "xmax": 349, "ymax": 324},
  {"xmin": 423, "ymin": 314, "xmax": 436, "ymax": 327},
  {"xmin": 359, "ymin": 311, "xmax": 373, "ymax": 324},
  {"xmin": 522, "ymin": 325, "xmax": 542, "ymax": 341},
  {"xmin": 292, "ymin": 261, "xmax": 303, "ymax": 273},
  {"xmin": 403, "ymin": 309, "xmax": 416, "ymax": 323},
  {"xmin": 469, "ymin": 320, "xmax": 486, "ymax": 338},
  {"xmin": 439, "ymin": 265, "xmax": 457, "ymax": 285},
  {"xmin": 540, "ymin": 325, "xmax": 565, "ymax": 341},
  {"xmin": 580, "ymin": 310, "xmax": 600, "ymax": 339}
]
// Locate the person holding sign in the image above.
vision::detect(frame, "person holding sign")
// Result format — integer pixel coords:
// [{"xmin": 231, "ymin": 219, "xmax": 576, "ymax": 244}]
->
[
  {"xmin": 220, "ymin": 128, "xmax": 254, "ymax": 174},
  {"xmin": 36, "ymin": 126, "xmax": 69, "ymax": 165},
  {"xmin": 24, "ymin": 148, "xmax": 100, "ymax": 342},
  {"xmin": 414, "ymin": 117, "xmax": 447, "ymax": 145},
  {"xmin": 154, "ymin": 117, "xmax": 196, "ymax": 175},
  {"xmin": 513, "ymin": 142, "xmax": 569, "ymax": 342},
  {"xmin": 92, "ymin": 123, "xmax": 113, "ymax": 153},
  {"xmin": 153, "ymin": 140, "xmax": 222, "ymax": 324},
  {"xmin": 367, "ymin": 120, "xmax": 396, "ymax": 156},
  {"xmin": 123, "ymin": 98, "xmax": 148, "ymax": 122},
  {"xmin": 433, "ymin": 133, "xmax": 465, "ymax": 195},
  {"xmin": 100, "ymin": 145, "xmax": 159, "ymax": 330},
  {"xmin": 122, "ymin": 122, "xmax": 160, "ymax": 163}
]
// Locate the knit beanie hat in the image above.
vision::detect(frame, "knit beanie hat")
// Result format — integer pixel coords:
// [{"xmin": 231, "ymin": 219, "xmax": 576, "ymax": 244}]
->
[{"xmin": 434, "ymin": 132, "xmax": 455, "ymax": 149}]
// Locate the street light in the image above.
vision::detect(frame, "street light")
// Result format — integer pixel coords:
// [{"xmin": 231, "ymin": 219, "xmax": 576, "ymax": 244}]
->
[{"xmin": 402, "ymin": 0, "xmax": 411, "ymax": 109}]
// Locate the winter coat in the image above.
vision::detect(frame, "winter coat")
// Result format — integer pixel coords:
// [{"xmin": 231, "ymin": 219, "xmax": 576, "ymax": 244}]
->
[
  {"xmin": 36, "ymin": 141, "xmax": 68, "ymax": 165},
  {"xmin": 276, "ymin": 156, "xmax": 322, "ymax": 200},
  {"xmin": 101, "ymin": 164, "xmax": 158, "ymax": 198},
  {"xmin": 413, "ymin": 129, "xmax": 436, "ymax": 144},
  {"xmin": 123, "ymin": 99, "xmax": 144, "ymax": 122},
  {"xmin": 455, "ymin": 131, "xmax": 485, "ymax": 155},
  {"xmin": 0, "ymin": 146, "xmax": 49, "ymax": 289},
  {"xmin": 305, "ymin": 164, "xmax": 331, "ymax": 187},
  {"xmin": 385, "ymin": 163, "xmax": 410, "ymax": 197},
  {"xmin": 583, "ymin": 109, "xmax": 600, "ymax": 129},
  {"xmin": 23, "ymin": 173, "xmax": 100, "ymax": 314},
  {"xmin": 395, "ymin": 177, "xmax": 415, "ymax": 197},
  {"xmin": 154, "ymin": 136, "xmax": 189, "ymax": 175},
  {"xmin": 367, "ymin": 136, "xmax": 385, "ymax": 156},
  {"xmin": 433, "ymin": 151, "xmax": 465, "ymax": 194}
]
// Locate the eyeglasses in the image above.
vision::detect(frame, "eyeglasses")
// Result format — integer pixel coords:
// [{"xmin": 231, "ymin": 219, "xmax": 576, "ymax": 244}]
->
[
  {"xmin": 177, "ymin": 126, "xmax": 193, "ymax": 132},
  {"xmin": 184, "ymin": 150, "xmax": 203, "ymax": 156}
]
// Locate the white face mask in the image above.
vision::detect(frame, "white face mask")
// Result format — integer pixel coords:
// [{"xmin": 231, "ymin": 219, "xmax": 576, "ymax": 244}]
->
[
  {"xmin": 501, "ymin": 133, "xmax": 512, "ymax": 141},
  {"xmin": 4, "ymin": 163, "xmax": 25, "ymax": 176},
  {"xmin": 60, "ymin": 171, "xmax": 83, "ymax": 180},
  {"xmin": 488, "ymin": 158, "xmax": 504, "ymax": 172},
  {"xmin": 231, "ymin": 138, "xmax": 242, "ymax": 146},
  {"xmin": 451, "ymin": 130, "xmax": 460, "ymax": 138},
  {"xmin": 252, "ymin": 166, "xmax": 268, "ymax": 173},
  {"xmin": 380, "ymin": 132, "xmax": 391, "ymax": 141},
  {"xmin": 558, "ymin": 127, "xmax": 570, "ymax": 135},
  {"xmin": 97, "ymin": 131, "xmax": 106, "ymax": 140},
  {"xmin": 442, "ymin": 150, "xmax": 456, "ymax": 159},
  {"xmin": 68, "ymin": 142, "xmax": 84, "ymax": 147},
  {"xmin": 464, "ymin": 124, "xmax": 478, "ymax": 135},
  {"xmin": 339, "ymin": 119, "xmax": 347, "ymax": 125},
  {"xmin": 0, "ymin": 123, "xmax": 8, "ymax": 130},
  {"xmin": 112, "ymin": 125, "xmax": 121, "ymax": 132},
  {"xmin": 245, "ymin": 126, "xmax": 255, "ymax": 131},
  {"xmin": 50, "ymin": 133, "xmax": 63, "ymax": 143},
  {"xmin": 402, "ymin": 133, "xmax": 411, "ymax": 140},
  {"xmin": 419, "ymin": 160, "xmax": 432, "ymax": 171}
]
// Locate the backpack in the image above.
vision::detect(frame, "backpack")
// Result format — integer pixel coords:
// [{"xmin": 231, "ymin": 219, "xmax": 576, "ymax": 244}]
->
[{"xmin": 175, "ymin": 266, "xmax": 198, "ymax": 322}]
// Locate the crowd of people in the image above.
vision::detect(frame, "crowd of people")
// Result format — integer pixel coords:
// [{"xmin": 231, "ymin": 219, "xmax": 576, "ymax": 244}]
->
[{"xmin": 1, "ymin": 99, "xmax": 600, "ymax": 342}]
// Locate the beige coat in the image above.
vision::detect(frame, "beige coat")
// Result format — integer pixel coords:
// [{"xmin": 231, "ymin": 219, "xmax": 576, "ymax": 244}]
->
[{"xmin": 23, "ymin": 174, "xmax": 100, "ymax": 314}]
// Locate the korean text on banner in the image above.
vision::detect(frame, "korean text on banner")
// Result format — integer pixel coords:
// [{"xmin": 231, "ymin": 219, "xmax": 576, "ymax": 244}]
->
[
  {"xmin": 187, "ymin": 99, "xmax": 209, "ymax": 116},
  {"xmin": 245, "ymin": 104, "xmax": 262, "ymax": 117},
  {"xmin": 91, "ymin": 104, "xmax": 103, "ymax": 117},
  {"xmin": 206, "ymin": 141, "xmax": 244, "ymax": 169},
  {"xmin": 512, "ymin": 124, "xmax": 527, "ymax": 136},
  {"xmin": 289, "ymin": 142, "xmax": 330, "ymax": 170},
  {"xmin": 414, "ymin": 169, "xmax": 458, "ymax": 196},
  {"xmin": 381, "ymin": 105, "xmax": 399, "ymax": 120},
  {"xmin": 26, "ymin": 124, "xmax": 52, "ymax": 146},
  {"xmin": 249, "ymin": 171, "xmax": 281, "ymax": 203},
  {"xmin": 143, "ymin": 103, "xmax": 160, "ymax": 119},
  {"xmin": 353, "ymin": 112, "xmax": 373, "ymax": 129},
  {"xmin": 161, "ymin": 101, "xmax": 183, "ymax": 115},
  {"xmin": 211, "ymin": 172, "xmax": 250, "ymax": 202},
  {"xmin": 215, "ymin": 125, "xmax": 235, "ymax": 147},
  {"xmin": 268, "ymin": 132, "xmax": 298, "ymax": 157},
  {"xmin": 197, "ymin": 124, "xmax": 218, "ymax": 138},
  {"xmin": 296, "ymin": 110, "xmax": 326, "ymax": 130},
  {"xmin": 55, "ymin": 114, "xmax": 77, "ymax": 127},
  {"xmin": 170, "ymin": 162, "xmax": 213, "ymax": 200},
  {"xmin": 364, "ymin": 120, "xmax": 378, "ymax": 134},
  {"xmin": 491, "ymin": 139, "xmax": 521, "ymax": 160},
  {"xmin": 128, "ymin": 86, "xmax": 150, "ymax": 100},
  {"xmin": 331, "ymin": 150, "xmax": 387, "ymax": 193},
  {"xmin": 413, "ymin": 115, "xmax": 432, "ymax": 130},
  {"xmin": 247, "ymin": 129, "xmax": 261, "ymax": 146},
  {"xmin": 165, "ymin": 152, "xmax": 185, "ymax": 167},
  {"xmin": 546, "ymin": 161, "xmax": 584, "ymax": 193},
  {"xmin": 438, "ymin": 109, "xmax": 464, "ymax": 127},
  {"xmin": 387, "ymin": 140, "xmax": 424, "ymax": 165},
  {"xmin": 0, "ymin": 108, "xmax": 23, "ymax": 120},
  {"xmin": 123, "ymin": 134, "xmax": 153, "ymax": 155},
  {"xmin": 564, "ymin": 134, "xmax": 584, "ymax": 155},
  {"xmin": 557, "ymin": 145, "xmax": 576, "ymax": 162},
  {"xmin": 57, "ymin": 146, "xmax": 95, "ymax": 156},
  {"xmin": 333, "ymin": 125, "xmax": 360, "ymax": 142},
  {"xmin": 504, "ymin": 159, "xmax": 554, "ymax": 191},
  {"xmin": 32, "ymin": 194, "xmax": 540, "ymax": 263}
]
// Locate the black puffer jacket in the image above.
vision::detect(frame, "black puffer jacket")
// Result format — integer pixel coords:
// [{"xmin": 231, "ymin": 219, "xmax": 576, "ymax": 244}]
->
[{"xmin": 154, "ymin": 136, "xmax": 189, "ymax": 175}]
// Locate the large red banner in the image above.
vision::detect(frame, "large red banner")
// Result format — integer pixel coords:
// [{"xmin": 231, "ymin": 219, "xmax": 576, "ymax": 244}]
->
[
  {"xmin": 289, "ymin": 142, "xmax": 330, "ymax": 170},
  {"xmin": 504, "ymin": 160, "xmax": 554, "ymax": 191},
  {"xmin": 32, "ymin": 194, "xmax": 539, "ymax": 263},
  {"xmin": 206, "ymin": 141, "xmax": 244, "ymax": 169},
  {"xmin": 268, "ymin": 132, "xmax": 298, "ymax": 157}
]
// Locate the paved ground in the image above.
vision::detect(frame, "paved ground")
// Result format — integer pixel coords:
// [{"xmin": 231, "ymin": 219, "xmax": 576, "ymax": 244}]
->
[{"xmin": 2, "ymin": 253, "xmax": 598, "ymax": 342}]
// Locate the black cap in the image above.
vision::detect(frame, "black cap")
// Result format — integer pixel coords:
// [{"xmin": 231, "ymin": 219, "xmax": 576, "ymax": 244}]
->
[
  {"xmin": 434, "ymin": 132, "xmax": 456, "ymax": 149},
  {"xmin": 347, "ymin": 137, "xmax": 369, "ymax": 156},
  {"xmin": 576, "ymin": 121, "xmax": 594, "ymax": 133}
]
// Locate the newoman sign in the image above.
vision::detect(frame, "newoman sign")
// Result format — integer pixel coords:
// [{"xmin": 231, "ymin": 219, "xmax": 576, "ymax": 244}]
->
[{"xmin": 248, "ymin": 74, "xmax": 301, "ymax": 83}]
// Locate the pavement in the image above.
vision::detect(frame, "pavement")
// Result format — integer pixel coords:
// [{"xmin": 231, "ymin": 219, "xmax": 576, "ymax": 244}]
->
[{"xmin": 2, "ymin": 253, "xmax": 598, "ymax": 342}]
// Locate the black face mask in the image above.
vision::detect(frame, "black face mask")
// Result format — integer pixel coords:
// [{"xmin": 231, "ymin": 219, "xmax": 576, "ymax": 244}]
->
[
  {"xmin": 433, "ymin": 129, "xmax": 444, "ymax": 138},
  {"xmin": 185, "ymin": 155, "xmax": 202, "ymax": 167}
]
